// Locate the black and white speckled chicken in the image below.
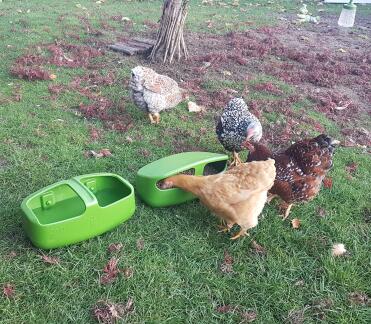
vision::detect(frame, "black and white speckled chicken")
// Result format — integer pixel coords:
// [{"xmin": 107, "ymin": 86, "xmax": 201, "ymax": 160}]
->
[
  {"xmin": 129, "ymin": 66, "xmax": 185, "ymax": 124},
  {"xmin": 216, "ymin": 98, "xmax": 262, "ymax": 166},
  {"xmin": 246, "ymin": 134, "xmax": 340, "ymax": 219}
]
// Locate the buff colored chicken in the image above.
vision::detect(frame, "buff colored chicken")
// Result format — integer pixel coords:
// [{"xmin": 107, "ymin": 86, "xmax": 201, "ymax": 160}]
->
[
  {"xmin": 159, "ymin": 159, "xmax": 276, "ymax": 239},
  {"xmin": 130, "ymin": 66, "xmax": 185, "ymax": 124}
]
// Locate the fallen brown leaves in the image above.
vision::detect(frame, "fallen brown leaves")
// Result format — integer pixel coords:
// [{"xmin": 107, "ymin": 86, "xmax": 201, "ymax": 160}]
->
[
  {"xmin": 240, "ymin": 311, "xmax": 257, "ymax": 322},
  {"xmin": 345, "ymin": 162, "xmax": 358, "ymax": 176},
  {"xmin": 84, "ymin": 149, "xmax": 112, "ymax": 159},
  {"xmin": 348, "ymin": 292, "xmax": 369, "ymax": 306},
  {"xmin": 215, "ymin": 304, "xmax": 257, "ymax": 322},
  {"xmin": 250, "ymin": 240, "xmax": 266, "ymax": 256},
  {"xmin": 92, "ymin": 298, "xmax": 134, "ymax": 323},
  {"xmin": 253, "ymin": 82, "xmax": 282, "ymax": 95},
  {"xmin": 3, "ymin": 283, "xmax": 15, "ymax": 298},
  {"xmin": 220, "ymin": 250, "xmax": 234, "ymax": 274},
  {"xmin": 100, "ymin": 258, "xmax": 120, "ymax": 285},
  {"xmin": 10, "ymin": 42, "xmax": 104, "ymax": 81},
  {"xmin": 39, "ymin": 254, "xmax": 60, "ymax": 265},
  {"xmin": 108, "ymin": 243, "xmax": 123, "ymax": 253},
  {"xmin": 6, "ymin": 251, "xmax": 17, "ymax": 259},
  {"xmin": 317, "ymin": 207, "xmax": 327, "ymax": 218},
  {"xmin": 122, "ymin": 267, "xmax": 134, "ymax": 279},
  {"xmin": 291, "ymin": 218, "xmax": 301, "ymax": 229},
  {"xmin": 136, "ymin": 238, "xmax": 144, "ymax": 251},
  {"xmin": 90, "ymin": 127, "xmax": 103, "ymax": 141}
]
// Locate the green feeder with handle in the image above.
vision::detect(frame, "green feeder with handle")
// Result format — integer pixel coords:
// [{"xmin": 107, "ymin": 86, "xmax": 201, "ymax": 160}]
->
[
  {"xmin": 21, "ymin": 173, "xmax": 135, "ymax": 249},
  {"xmin": 338, "ymin": 0, "xmax": 357, "ymax": 27},
  {"xmin": 136, "ymin": 152, "xmax": 228, "ymax": 207}
]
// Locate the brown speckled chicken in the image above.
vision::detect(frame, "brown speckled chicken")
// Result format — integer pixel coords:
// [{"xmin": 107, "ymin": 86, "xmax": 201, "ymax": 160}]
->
[
  {"xmin": 130, "ymin": 66, "xmax": 185, "ymax": 124},
  {"xmin": 159, "ymin": 159, "xmax": 276, "ymax": 239},
  {"xmin": 246, "ymin": 134, "xmax": 339, "ymax": 219}
]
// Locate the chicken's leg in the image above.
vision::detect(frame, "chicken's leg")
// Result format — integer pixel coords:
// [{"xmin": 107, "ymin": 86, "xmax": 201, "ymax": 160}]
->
[
  {"xmin": 217, "ymin": 220, "xmax": 233, "ymax": 233},
  {"xmin": 282, "ymin": 203, "xmax": 293, "ymax": 220},
  {"xmin": 267, "ymin": 193, "xmax": 278, "ymax": 204},
  {"xmin": 230, "ymin": 151, "xmax": 242, "ymax": 167},
  {"xmin": 153, "ymin": 113, "xmax": 161, "ymax": 124},
  {"xmin": 148, "ymin": 113, "xmax": 156, "ymax": 124}
]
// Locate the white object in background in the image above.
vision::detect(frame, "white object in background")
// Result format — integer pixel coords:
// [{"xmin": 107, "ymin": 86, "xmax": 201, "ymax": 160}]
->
[
  {"xmin": 325, "ymin": 0, "xmax": 370, "ymax": 3},
  {"xmin": 338, "ymin": 0, "xmax": 357, "ymax": 27}
]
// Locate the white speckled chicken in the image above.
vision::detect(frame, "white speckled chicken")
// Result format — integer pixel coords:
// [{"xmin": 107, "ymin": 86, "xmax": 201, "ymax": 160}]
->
[
  {"xmin": 216, "ymin": 98, "xmax": 262, "ymax": 167},
  {"xmin": 130, "ymin": 66, "xmax": 184, "ymax": 124}
]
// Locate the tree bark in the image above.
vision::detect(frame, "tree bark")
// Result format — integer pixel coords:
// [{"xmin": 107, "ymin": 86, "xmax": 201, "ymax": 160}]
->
[{"xmin": 150, "ymin": 0, "xmax": 189, "ymax": 64}]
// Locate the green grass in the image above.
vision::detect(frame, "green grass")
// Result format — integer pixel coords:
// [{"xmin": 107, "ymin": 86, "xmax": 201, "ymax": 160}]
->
[{"xmin": 0, "ymin": 0, "xmax": 370, "ymax": 323}]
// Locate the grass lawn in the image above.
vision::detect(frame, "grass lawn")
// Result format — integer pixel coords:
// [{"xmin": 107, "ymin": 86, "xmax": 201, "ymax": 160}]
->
[{"xmin": 0, "ymin": 0, "xmax": 370, "ymax": 323}]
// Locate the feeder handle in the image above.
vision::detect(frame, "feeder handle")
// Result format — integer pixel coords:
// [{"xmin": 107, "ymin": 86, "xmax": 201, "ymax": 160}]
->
[{"xmin": 68, "ymin": 179, "xmax": 97, "ymax": 207}]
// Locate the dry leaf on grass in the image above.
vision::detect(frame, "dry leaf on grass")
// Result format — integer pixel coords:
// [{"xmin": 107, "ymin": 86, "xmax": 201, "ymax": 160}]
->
[
  {"xmin": 85, "ymin": 149, "xmax": 113, "ymax": 158},
  {"xmin": 122, "ymin": 267, "xmax": 134, "ymax": 279},
  {"xmin": 39, "ymin": 254, "xmax": 60, "ymax": 265},
  {"xmin": 125, "ymin": 136, "xmax": 133, "ymax": 143},
  {"xmin": 187, "ymin": 101, "xmax": 203, "ymax": 112},
  {"xmin": 240, "ymin": 310, "xmax": 257, "ymax": 322},
  {"xmin": 136, "ymin": 238, "xmax": 144, "ymax": 251},
  {"xmin": 6, "ymin": 251, "xmax": 17, "ymax": 259},
  {"xmin": 3, "ymin": 283, "xmax": 15, "ymax": 298},
  {"xmin": 100, "ymin": 258, "xmax": 120, "ymax": 285},
  {"xmin": 92, "ymin": 298, "xmax": 134, "ymax": 323},
  {"xmin": 317, "ymin": 207, "xmax": 327, "ymax": 218},
  {"xmin": 216, "ymin": 304, "xmax": 234, "ymax": 313},
  {"xmin": 291, "ymin": 218, "xmax": 301, "ymax": 229},
  {"xmin": 251, "ymin": 240, "xmax": 266, "ymax": 255},
  {"xmin": 345, "ymin": 162, "xmax": 358, "ymax": 175},
  {"xmin": 331, "ymin": 243, "xmax": 347, "ymax": 257},
  {"xmin": 294, "ymin": 279, "xmax": 305, "ymax": 287},
  {"xmin": 286, "ymin": 307, "xmax": 308, "ymax": 324},
  {"xmin": 108, "ymin": 243, "xmax": 123, "ymax": 253},
  {"xmin": 220, "ymin": 250, "xmax": 234, "ymax": 274},
  {"xmin": 90, "ymin": 127, "xmax": 102, "ymax": 141},
  {"xmin": 348, "ymin": 292, "xmax": 369, "ymax": 306},
  {"xmin": 323, "ymin": 177, "xmax": 333, "ymax": 189}
]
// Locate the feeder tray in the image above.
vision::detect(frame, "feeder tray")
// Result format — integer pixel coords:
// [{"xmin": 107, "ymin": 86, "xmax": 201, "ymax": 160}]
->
[
  {"xmin": 21, "ymin": 173, "xmax": 135, "ymax": 249},
  {"xmin": 136, "ymin": 152, "xmax": 228, "ymax": 207}
]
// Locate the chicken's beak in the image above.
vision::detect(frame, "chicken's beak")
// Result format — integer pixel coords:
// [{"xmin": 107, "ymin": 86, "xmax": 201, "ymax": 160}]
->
[{"xmin": 242, "ymin": 140, "xmax": 255, "ymax": 152}]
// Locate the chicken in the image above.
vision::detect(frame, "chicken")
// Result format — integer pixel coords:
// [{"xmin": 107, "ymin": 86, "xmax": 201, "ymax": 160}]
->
[
  {"xmin": 216, "ymin": 98, "xmax": 262, "ymax": 167},
  {"xmin": 129, "ymin": 66, "xmax": 185, "ymax": 124},
  {"xmin": 246, "ymin": 134, "xmax": 339, "ymax": 219},
  {"xmin": 159, "ymin": 159, "xmax": 276, "ymax": 239}
]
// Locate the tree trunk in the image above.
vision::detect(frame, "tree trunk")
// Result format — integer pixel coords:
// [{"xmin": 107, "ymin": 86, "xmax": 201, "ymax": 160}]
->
[{"xmin": 149, "ymin": 0, "xmax": 189, "ymax": 64}]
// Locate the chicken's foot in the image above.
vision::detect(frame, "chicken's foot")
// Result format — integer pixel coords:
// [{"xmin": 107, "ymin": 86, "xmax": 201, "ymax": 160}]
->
[
  {"xmin": 230, "ymin": 152, "xmax": 242, "ymax": 167},
  {"xmin": 217, "ymin": 222, "xmax": 233, "ymax": 233},
  {"xmin": 230, "ymin": 228, "xmax": 249, "ymax": 240}
]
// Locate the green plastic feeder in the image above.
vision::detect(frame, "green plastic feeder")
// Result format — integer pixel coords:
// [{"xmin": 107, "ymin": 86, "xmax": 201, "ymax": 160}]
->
[
  {"xmin": 21, "ymin": 173, "xmax": 135, "ymax": 249},
  {"xmin": 136, "ymin": 152, "xmax": 228, "ymax": 207}
]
